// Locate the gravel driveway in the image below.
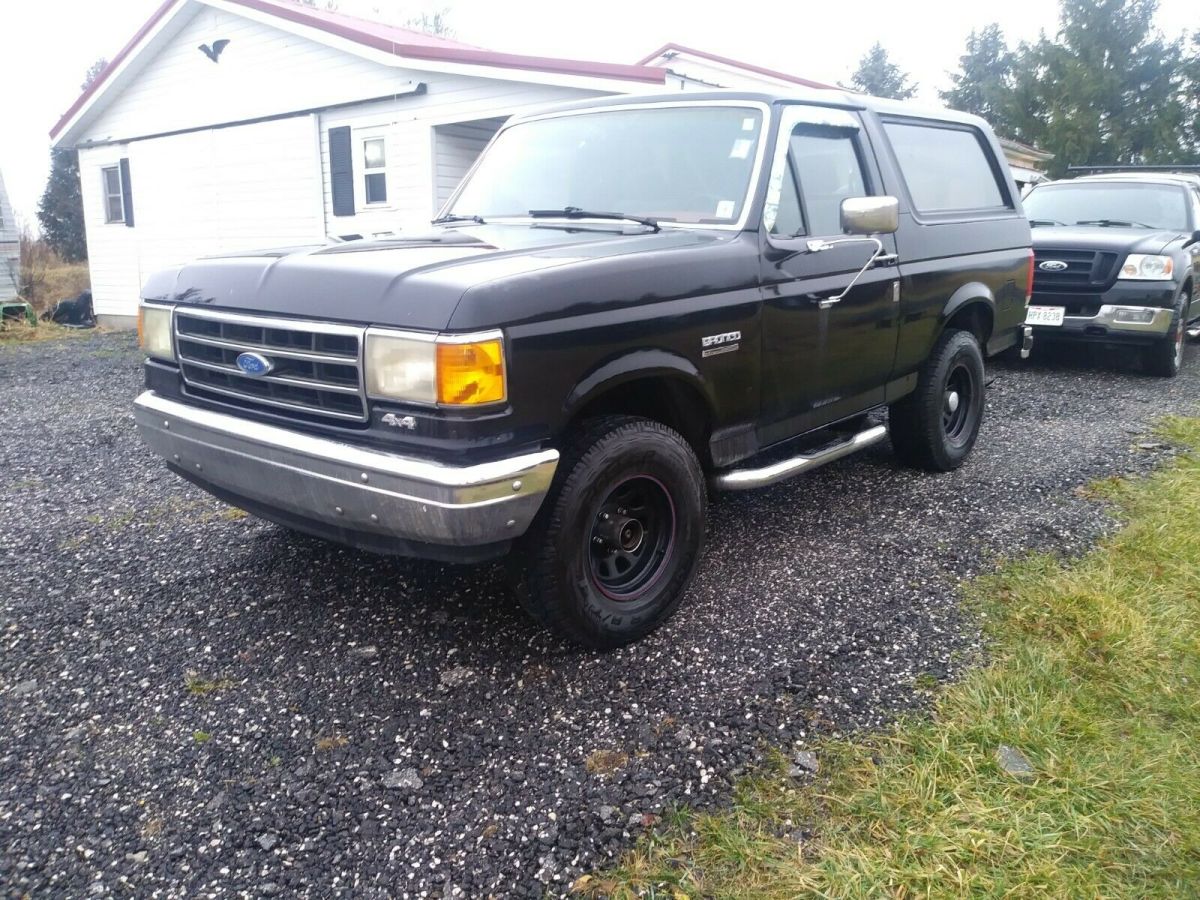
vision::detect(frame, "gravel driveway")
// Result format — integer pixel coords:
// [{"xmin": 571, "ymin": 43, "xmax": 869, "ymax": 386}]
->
[{"xmin": 2, "ymin": 332, "xmax": 1196, "ymax": 897}]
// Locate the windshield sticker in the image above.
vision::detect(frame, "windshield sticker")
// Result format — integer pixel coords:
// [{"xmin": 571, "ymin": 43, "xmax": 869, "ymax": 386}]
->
[
  {"xmin": 742, "ymin": 117, "xmax": 756, "ymax": 131},
  {"xmin": 715, "ymin": 200, "xmax": 736, "ymax": 219},
  {"xmin": 729, "ymin": 139, "xmax": 754, "ymax": 160}
]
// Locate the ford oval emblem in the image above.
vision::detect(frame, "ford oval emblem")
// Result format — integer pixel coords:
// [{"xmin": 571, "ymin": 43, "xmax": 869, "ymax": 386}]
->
[
  {"xmin": 1039, "ymin": 260, "xmax": 1068, "ymax": 272},
  {"xmin": 235, "ymin": 352, "xmax": 274, "ymax": 377}
]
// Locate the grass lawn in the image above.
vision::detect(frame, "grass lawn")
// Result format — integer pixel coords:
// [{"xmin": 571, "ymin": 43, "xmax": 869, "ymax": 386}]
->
[{"xmin": 584, "ymin": 417, "xmax": 1200, "ymax": 898}]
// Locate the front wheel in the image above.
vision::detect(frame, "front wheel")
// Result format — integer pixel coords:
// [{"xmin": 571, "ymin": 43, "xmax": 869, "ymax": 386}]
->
[
  {"xmin": 508, "ymin": 415, "xmax": 706, "ymax": 650},
  {"xmin": 888, "ymin": 329, "xmax": 986, "ymax": 472},
  {"xmin": 1142, "ymin": 290, "xmax": 1188, "ymax": 378}
]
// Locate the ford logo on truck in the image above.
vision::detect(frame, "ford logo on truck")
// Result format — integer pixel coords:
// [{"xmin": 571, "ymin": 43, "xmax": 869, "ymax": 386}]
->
[
  {"xmin": 235, "ymin": 352, "xmax": 274, "ymax": 377},
  {"xmin": 1039, "ymin": 260, "xmax": 1068, "ymax": 271}
]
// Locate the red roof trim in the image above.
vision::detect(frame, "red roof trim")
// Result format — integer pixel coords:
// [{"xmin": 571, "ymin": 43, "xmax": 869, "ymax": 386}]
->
[
  {"xmin": 636, "ymin": 42, "xmax": 836, "ymax": 90},
  {"xmin": 51, "ymin": 0, "xmax": 664, "ymax": 140},
  {"xmin": 50, "ymin": 0, "xmax": 179, "ymax": 139}
]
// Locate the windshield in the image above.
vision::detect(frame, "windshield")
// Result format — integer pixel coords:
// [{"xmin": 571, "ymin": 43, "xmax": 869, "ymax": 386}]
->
[
  {"xmin": 1024, "ymin": 182, "xmax": 1191, "ymax": 231},
  {"xmin": 446, "ymin": 105, "xmax": 765, "ymax": 226}
]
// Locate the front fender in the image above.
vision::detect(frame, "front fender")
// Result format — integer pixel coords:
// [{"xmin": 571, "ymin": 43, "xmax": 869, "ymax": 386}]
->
[{"xmin": 563, "ymin": 348, "xmax": 715, "ymax": 419}]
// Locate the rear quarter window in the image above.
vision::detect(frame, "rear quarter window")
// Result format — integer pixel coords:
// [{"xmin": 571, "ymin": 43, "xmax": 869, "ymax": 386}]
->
[{"xmin": 883, "ymin": 119, "xmax": 1011, "ymax": 216}]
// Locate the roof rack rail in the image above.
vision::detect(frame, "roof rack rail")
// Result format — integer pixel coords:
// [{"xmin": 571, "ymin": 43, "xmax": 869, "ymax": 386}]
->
[{"xmin": 1067, "ymin": 164, "xmax": 1200, "ymax": 174}]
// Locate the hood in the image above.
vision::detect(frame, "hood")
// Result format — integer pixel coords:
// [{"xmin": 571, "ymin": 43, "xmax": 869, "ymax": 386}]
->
[
  {"xmin": 141, "ymin": 225, "xmax": 734, "ymax": 332},
  {"xmin": 1030, "ymin": 224, "xmax": 1183, "ymax": 256}
]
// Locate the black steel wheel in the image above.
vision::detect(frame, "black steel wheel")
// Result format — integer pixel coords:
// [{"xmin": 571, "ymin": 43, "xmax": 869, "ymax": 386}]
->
[{"xmin": 508, "ymin": 416, "xmax": 706, "ymax": 649}]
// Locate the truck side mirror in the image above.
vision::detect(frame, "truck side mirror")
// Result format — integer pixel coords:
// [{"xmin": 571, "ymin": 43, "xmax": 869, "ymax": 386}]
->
[
  {"xmin": 841, "ymin": 196, "xmax": 899, "ymax": 235},
  {"xmin": 1184, "ymin": 229, "xmax": 1200, "ymax": 249}
]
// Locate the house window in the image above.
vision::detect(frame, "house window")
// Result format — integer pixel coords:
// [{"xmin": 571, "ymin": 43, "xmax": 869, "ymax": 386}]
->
[
  {"xmin": 363, "ymin": 138, "xmax": 387, "ymax": 205},
  {"xmin": 102, "ymin": 166, "xmax": 124, "ymax": 223}
]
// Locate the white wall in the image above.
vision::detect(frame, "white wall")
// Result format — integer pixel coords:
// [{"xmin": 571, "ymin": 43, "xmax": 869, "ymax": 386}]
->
[
  {"xmin": 432, "ymin": 118, "xmax": 506, "ymax": 210},
  {"xmin": 0, "ymin": 171, "xmax": 18, "ymax": 302},
  {"xmin": 79, "ymin": 116, "xmax": 324, "ymax": 318}
]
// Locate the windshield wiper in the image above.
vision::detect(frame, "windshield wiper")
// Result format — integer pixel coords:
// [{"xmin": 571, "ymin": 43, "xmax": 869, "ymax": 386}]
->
[
  {"xmin": 431, "ymin": 213, "xmax": 486, "ymax": 225},
  {"xmin": 1075, "ymin": 219, "xmax": 1153, "ymax": 228},
  {"xmin": 1029, "ymin": 218, "xmax": 1066, "ymax": 227},
  {"xmin": 527, "ymin": 207, "xmax": 660, "ymax": 232}
]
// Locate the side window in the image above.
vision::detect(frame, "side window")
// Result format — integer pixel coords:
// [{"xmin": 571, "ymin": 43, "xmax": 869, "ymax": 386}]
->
[
  {"xmin": 767, "ymin": 125, "xmax": 868, "ymax": 237},
  {"xmin": 102, "ymin": 166, "xmax": 124, "ymax": 224},
  {"xmin": 790, "ymin": 127, "xmax": 868, "ymax": 236},
  {"xmin": 883, "ymin": 120, "xmax": 1008, "ymax": 214}
]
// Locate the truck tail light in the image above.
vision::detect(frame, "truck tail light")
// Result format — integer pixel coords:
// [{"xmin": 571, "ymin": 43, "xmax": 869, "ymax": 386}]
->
[
  {"xmin": 436, "ymin": 337, "xmax": 506, "ymax": 405},
  {"xmin": 1024, "ymin": 248, "xmax": 1035, "ymax": 305}
]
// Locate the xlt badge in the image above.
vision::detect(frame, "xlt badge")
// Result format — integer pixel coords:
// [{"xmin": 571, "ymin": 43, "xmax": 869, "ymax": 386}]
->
[{"xmin": 701, "ymin": 331, "xmax": 741, "ymax": 357}]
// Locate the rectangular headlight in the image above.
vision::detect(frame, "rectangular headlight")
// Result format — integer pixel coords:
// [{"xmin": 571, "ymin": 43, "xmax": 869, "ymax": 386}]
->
[
  {"xmin": 365, "ymin": 331, "xmax": 437, "ymax": 403},
  {"xmin": 365, "ymin": 329, "xmax": 507, "ymax": 406},
  {"xmin": 139, "ymin": 304, "xmax": 175, "ymax": 362}
]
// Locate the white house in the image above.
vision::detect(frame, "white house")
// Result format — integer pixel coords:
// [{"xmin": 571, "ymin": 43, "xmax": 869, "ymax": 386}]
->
[
  {"xmin": 50, "ymin": 0, "xmax": 1037, "ymax": 328},
  {"xmin": 0, "ymin": 170, "xmax": 20, "ymax": 303}
]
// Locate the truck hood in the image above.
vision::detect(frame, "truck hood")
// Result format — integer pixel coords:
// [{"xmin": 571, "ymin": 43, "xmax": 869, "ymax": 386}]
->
[
  {"xmin": 1030, "ymin": 224, "xmax": 1184, "ymax": 256},
  {"xmin": 141, "ymin": 226, "xmax": 734, "ymax": 332}
]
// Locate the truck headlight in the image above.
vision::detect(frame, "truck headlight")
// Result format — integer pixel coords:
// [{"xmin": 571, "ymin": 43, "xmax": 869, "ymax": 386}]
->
[
  {"xmin": 365, "ymin": 329, "xmax": 506, "ymax": 406},
  {"xmin": 1119, "ymin": 254, "xmax": 1174, "ymax": 280},
  {"xmin": 138, "ymin": 304, "xmax": 175, "ymax": 361}
]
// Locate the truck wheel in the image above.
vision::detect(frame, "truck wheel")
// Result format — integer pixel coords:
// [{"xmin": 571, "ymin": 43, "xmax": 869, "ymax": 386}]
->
[
  {"xmin": 509, "ymin": 415, "xmax": 706, "ymax": 650},
  {"xmin": 1142, "ymin": 291, "xmax": 1187, "ymax": 378},
  {"xmin": 888, "ymin": 329, "xmax": 985, "ymax": 472}
]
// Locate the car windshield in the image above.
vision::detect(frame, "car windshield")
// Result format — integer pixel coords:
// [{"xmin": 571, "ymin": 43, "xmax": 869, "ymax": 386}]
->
[
  {"xmin": 446, "ymin": 105, "xmax": 765, "ymax": 226},
  {"xmin": 1024, "ymin": 182, "xmax": 1190, "ymax": 231}
]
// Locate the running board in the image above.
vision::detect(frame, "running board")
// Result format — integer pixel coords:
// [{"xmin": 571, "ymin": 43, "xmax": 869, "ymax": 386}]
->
[{"xmin": 712, "ymin": 424, "xmax": 889, "ymax": 491}]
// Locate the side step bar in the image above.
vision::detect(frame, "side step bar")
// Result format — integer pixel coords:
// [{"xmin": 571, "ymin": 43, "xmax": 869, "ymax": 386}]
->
[{"xmin": 712, "ymin": 425, "xmax": 889, "ymax": 491}]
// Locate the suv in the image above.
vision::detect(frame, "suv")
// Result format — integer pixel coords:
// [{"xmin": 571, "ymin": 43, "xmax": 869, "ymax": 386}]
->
[
  {"xmin": 1022, "ymin": 172, "xmax": 1200, "ymax": 376},
  {"xmin": 133, "ymin": 91, "xmax": 1031, "ymax": 648}
]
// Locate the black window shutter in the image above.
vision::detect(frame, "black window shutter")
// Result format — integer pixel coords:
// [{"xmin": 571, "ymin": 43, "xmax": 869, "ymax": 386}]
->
[
  {"xmin": 329, "ymin": 126, "xmax": 355, "ymax": 217},
  {"xmin": 119, "ymin": 157, "xmax": 134, "ymax": 228}
]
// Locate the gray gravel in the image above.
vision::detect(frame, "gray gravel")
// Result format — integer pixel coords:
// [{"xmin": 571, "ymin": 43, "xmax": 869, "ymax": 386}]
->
[{"xmin": 1, "ymin": 332, "xmax": 1196, "ymax": 897}]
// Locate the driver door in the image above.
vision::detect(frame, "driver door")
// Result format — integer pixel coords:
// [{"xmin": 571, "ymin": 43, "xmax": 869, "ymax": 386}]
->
[{"xmin": 758, "ymin": 107, "xmax": 901, "ymax": 447}]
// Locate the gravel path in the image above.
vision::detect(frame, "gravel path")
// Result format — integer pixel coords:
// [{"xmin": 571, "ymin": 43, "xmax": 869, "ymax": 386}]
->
[{"xmin": 2, "ymin": 332, "xmax": 1196, "ymax": 898}]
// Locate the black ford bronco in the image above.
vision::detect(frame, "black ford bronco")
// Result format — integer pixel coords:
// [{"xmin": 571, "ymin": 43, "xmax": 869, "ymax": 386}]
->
[
  {"xmin": 1023, "ymin": 171, "xmax": 1200, "ymax": 376},
  {"xmin": 134, "ymin": 91, "xmax": 1032, "ymax": 648}
]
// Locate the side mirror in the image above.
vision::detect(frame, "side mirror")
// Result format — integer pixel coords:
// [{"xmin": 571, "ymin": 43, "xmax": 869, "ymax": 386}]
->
[
  {"xmin": 840, "ymin": 196, "xmax": 899, "ymax": 235},
  {"xmin": 1184, "ymin": 229, "xmax": 1200, "ymax": 249}
]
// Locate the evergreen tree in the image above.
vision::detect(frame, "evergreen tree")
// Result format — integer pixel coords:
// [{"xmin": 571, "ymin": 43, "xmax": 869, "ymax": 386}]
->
[
  {"xmin": 37, "ymin": 149, "xmax": 86, "ymax": 263},
  {"xmin": 845, "ymin": 43, "xmax": 917, "ymax": 100},
  {"xmin": 940, "ymin": 25, "xmax": 1016, "ymax": 131}
]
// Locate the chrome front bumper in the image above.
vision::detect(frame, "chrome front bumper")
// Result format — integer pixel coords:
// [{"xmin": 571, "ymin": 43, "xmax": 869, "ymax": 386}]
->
[
  {"xmin": 133, "ymin": 392, "xmax": 558, "ymax": 550},
  {"xmin": 1034, "ymin": 305, "xmax": 1174, "ymax": 337}
]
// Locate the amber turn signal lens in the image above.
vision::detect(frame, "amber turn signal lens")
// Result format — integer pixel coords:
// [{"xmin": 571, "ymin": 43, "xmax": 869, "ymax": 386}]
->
[{"xmin": 436, "ymin": 339, "xmax": 506, "ymax": 405}]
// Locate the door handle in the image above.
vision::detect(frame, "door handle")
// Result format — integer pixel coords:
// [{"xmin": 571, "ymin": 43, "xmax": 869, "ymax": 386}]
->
[{"xmin": 872, "ymin": 253, "xmax": 899, "ymax": 267}]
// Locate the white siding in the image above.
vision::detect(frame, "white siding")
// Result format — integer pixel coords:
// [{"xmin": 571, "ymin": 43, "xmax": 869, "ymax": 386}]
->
[
  {"xmin": 433, "ymin": 118, "xmax": 505, "ymax": 209},
  {"xmin": 0, "ymin": 171, "xmax": 19, "ymax": 302},
  {"xmin": 80, "ymin": 116, "xmax": 323, "ymax": 318},
  {"xmin": 646, "ymin": 54, "xmax": 822, "ymax": 93},
  {"xmin": 78, "ymin": 5, "xmax": 422, "ymax": 145},
  {"xmin": 319, "ymin": 76, "xmax": 602, "ymax": 235}
]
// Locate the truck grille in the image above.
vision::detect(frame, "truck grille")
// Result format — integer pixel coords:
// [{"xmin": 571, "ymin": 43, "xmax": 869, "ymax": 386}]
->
[
  {"xmin": 1032, "ymin": 249, "xmax": 1121, "ymax": 293},
  {"xmin": 174, "ymin": 309, "xmax": 367, "ymax": 422}
]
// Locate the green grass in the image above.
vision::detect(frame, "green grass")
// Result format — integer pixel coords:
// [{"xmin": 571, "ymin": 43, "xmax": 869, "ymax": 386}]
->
[{"xmin": 589, "ymin": 417, "xmax": 1200, "ymax": 899}]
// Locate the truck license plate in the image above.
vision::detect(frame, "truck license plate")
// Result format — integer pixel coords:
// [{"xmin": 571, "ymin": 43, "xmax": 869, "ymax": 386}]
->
[{"xmin": 1026, "ymin": 305, "xmax": 1065, "ymax": 327}]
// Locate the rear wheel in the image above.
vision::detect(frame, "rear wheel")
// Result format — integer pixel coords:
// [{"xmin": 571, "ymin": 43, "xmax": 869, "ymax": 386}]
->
[
  {"xmin": 1142, "ymin": 289, "xmax": 1188, "ymax": 378},
  {"xmin": 508, "ymin": 415, "xmax": 706, "ymax": 649},
  {"xmin": 888, "ymin": 329, "xmax": 986, "ymax": 472}
]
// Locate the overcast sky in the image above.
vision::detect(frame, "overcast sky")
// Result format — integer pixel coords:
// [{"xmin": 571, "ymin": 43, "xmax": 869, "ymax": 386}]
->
[{"xmin": 2, "ymin": 0, "xmax": 1195, "ymax": 229}]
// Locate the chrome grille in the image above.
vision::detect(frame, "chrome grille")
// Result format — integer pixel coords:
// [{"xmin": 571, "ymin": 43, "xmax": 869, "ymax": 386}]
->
[
  {"xmin": 174, "ymin": 308, "xmax": 367, "ymax": 422},
  {"xmin": 1032, "ymin": 248, "xmax": 1120, "ymax": 293}
]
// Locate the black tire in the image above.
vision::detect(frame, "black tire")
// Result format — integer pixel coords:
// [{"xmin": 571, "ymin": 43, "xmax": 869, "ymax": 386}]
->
[
  {"xmin": 888, "ymin": 329, "xmax": 986, "ymax": 472},
  {"xmin": 508, "ymin": 416, "xmax": 706, "ymax": 650},
  {"xmin": 1142, "ymin": 289, "xmax": 1188, "ymax": 378}
]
